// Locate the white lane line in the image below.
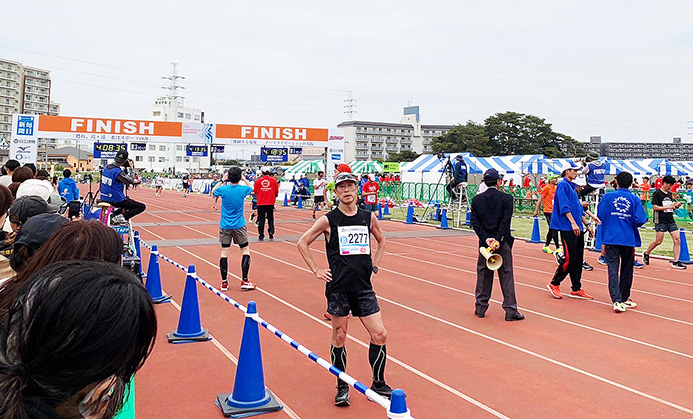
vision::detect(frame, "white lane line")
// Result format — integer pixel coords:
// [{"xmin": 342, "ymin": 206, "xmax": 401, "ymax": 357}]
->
[
  {"xmin": 171, "ymin": 245, "xmax": 508, "ymax": 418},
  {"xmin": 162, "ymin": 290, "xmax": 301, "ymax": 419}
]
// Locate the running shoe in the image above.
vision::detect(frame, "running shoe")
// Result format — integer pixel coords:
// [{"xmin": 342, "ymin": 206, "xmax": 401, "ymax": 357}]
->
[
  {"xmin": 582, "ymin": 261, "xmax": 594, "ymax": 271},
  {"xmin": 670, "ymin": 261, "xmax": 687, "ymax": 270},
  {"xmin": 547, "ymin": 283, "xmax": 562, "ymax": 299},
  {"xmin": 324, "ymin": 312, "xmax": 332, "ymax": 321},
  {"xmin": 623, "ymin": 299, "xmax": 638, "ymax": 309},
  {"xmin": 312, "ymin": 215, "xmax": 316, "ymax": 220},
  {"xmin": 542, "ymin": 246, "xmax": 554, "ymax": 254},
  {"xmin": 370, "ymin": 381, "xmax": 393, "ymax": 400},
  {"xmin": 240, "ymin": 280, "xmax": 256, "ymax": 290},
  {"xmin": 633, "ymin": 260, "xmax": 645, "ymax": 269},
  {"xmin": 221, "ymin": 280, "xmax": 228, "ymax": 291},
  {"xmin": 269, "ymin": 234, "xmax": 274, "ymax": 240},
  {"xmin": 334, "ymin": 383, "xmax": 350, "ymax": 406},
  {"xmin": 554, "ymin": 250, "xmax": 565, "ymax": 265},
  {"xmin": 569, "ymin": 289, "xmax": 594, "ymax": 300},
  {"xmin": 597, "ymin": 255, "xmax": 607, "ymax": 265},
  {"xmin": 613, "ymin": 302, "xmax": 627, "ymax": 313},
  {"xmin": 642, "ymin": 251, "xmax": 650, "ymax": 265},
  {"xmin": 111, "ymin": 214, "xmax": 127, "ymax": 225}
]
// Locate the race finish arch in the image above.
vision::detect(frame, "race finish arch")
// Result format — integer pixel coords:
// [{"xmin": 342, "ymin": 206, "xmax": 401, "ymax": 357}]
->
[{"xmin": 10, "ymin": 114, "xmax": 344, "ymax": 174}]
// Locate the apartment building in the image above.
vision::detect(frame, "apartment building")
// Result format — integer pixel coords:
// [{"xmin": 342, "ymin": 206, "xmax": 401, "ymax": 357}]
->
[
  {"xmin": 337, "ymin": 107, "xmax": 453, "ymax": 161},
  {"xmin": 585, "ymin": 136, "xmax": 693, "ymax": 160}
]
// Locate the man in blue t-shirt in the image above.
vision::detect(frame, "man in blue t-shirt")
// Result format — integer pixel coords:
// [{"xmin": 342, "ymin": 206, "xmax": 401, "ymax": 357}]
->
[{"xmin": 212, "ymin": 167, "xmax": 255, "ymax": 291}]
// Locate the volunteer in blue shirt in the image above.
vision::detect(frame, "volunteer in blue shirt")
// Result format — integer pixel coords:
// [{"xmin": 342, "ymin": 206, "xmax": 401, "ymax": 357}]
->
[
  {"xmin": 597, "ymin": 171, "xmax": 647, "ymax": 313},
  {"xmin": 58, "ymin": 169, "xmax": 80, "ymax": 219},
  {"xmin": 579, "ymin": 152, "xmax": 606, "ymax": 198},
  {"xmin": 212, "ymin": 167, "xmax": 256, "ymax": 291},
  {"xmin": 547, "ymin": 161, "xmax": 599, "ymax": 300},
  {"xmin": 100, "ymin": 150, "xmax": 145, "ymax": 224},
  {"xmin": 446, "ymin": 154, "xmax": 468, "ymax": 201}
]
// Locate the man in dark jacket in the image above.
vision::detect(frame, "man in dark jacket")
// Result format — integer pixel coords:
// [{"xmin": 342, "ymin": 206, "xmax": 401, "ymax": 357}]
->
[
  {"xmin": 470, "ymin": 169, "xmax": 524, "ymax": 321},
  {"xmin": 100, "ymin": 150, "xmax": 146, "ymax": 224}
]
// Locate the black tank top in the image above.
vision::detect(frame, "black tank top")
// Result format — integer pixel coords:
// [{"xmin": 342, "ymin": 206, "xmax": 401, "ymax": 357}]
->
[{"xmin": 325, "ymin": 208, "xmax": 373, "ymax": 292}]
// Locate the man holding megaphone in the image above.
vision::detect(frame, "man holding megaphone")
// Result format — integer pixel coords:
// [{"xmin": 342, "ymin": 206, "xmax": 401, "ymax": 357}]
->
[{"xmin": 470, "ymin": 169, "xmax": 525, "ymax": 321}]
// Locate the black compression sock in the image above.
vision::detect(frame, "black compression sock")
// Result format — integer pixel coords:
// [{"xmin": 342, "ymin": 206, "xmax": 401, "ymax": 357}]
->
[
  {"xmin": 369, "ymin": 343, "xmax": 387, "ymax": 383},
  {"xmin": 220, "ymin": 257, "xmax": 228, "ymax": 281},
  {"xmin": 241, "ymin": 254, "xmax": 250, "ymax": 280},
  {"xmin": 331, "ymin": 345, "xmax": 347, "ymax": 385}
]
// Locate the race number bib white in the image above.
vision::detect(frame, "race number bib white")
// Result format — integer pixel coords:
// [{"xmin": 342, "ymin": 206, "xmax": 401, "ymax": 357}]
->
[
  {"xmin": 663, "ymin": 197, "xmax": 674, "ymax": 212},
  {"xmin": 338, "ymin": 226, "xmax": 370, "ymax": 256}
]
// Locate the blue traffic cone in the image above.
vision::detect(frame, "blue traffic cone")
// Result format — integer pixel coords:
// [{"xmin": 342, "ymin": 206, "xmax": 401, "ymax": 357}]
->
[
  {"xmin": 378, "ymin": 203, "xmax": 383, "ymax": 220},
  {"xmin": 438, "ymin": 208, "xmax": 450, "ymax": 229},
  {"xmin": 133, "ymin": 230, "xmax": 142, "ymax": 259},
  {"xmin": 283, "ymin": 194, "xmax": 288, "ymax": 206},
  {"xmin": 433, "ymin": 203, "xmax": 441, "ymax": 222},
  {"xmin": 167, "ymin": 265, "xmax": 210, "ymax": 343},
  {"xmin": 465, "ymin": 207, "xmax": 471, "ymax": 226},
  {"xmin": 527, "ymin": 217, "xmax": 542, "ymax": 243},
  {"xmin": 216, "ymin": 301, "xmax": 282, "ymax": 416},
  {"xmin": 405, "ymin": 203, "xmax": 414, "ymax": 224},
  {"xmin": 387, "ymin": 389, "xmax": 412, "ymax": 418},
  {"xmin": 591, "ymin": 224, "xmax": 603, "ymax": 252},
  {"xmin": 297, "ymin": 195, "xmax": 303, "ymax": 209},
  {"xmin": 383, "ymin": 203, "xmax": 390, "ymax": 215},
  {"xmin": 145, "ymin": 245, "xmax": 171, "ymax": 304},
  {"xmin": 679, "ymin": 228, "xmax": 692, "ymax": 264},
  {"xmin": 204, "ymin": 183, "xmax": 210, "ymax": 194}
]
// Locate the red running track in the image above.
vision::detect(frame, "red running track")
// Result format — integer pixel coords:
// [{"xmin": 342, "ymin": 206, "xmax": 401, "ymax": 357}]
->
[{"xmin": 97, "ymin": 185, "xmax": 693, "ymax": 418}]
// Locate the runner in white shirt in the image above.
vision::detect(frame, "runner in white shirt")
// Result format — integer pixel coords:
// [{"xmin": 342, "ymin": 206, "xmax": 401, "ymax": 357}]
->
[{"xmin": 312, "ymin": 171, "xmax": 328, "ymax": 220}]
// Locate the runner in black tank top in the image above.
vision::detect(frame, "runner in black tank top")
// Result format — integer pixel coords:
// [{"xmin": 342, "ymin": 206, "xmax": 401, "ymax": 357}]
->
[{"xmin": 298, "ymin": 172, "xmax": 392, "ymax": 407}]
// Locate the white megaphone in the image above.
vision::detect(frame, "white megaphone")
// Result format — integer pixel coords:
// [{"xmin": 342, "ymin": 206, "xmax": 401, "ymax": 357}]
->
[{"xmin": 479, "ymin": 246, "xmax": 503, "ymax": 271}]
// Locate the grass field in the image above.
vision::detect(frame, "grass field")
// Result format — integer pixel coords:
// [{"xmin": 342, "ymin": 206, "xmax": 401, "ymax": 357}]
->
[{"xmin": 386, "ymin": 204, "xmax": 692, "ymax": 259}]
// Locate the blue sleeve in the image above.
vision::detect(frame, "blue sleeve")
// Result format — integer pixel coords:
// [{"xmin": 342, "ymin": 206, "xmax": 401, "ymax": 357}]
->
[
  {"xmin": 597, "ymin": 197, "xmax": 608, "ymax": 221},
  {"xmin": 213, "ymin": 186, "xmax": 223, "ymax": 197},
  {"xmin": 71, "ymin": 183, "xmax": 80, "ymax": 201},
  {"xmin": 633, "ymin": 196, "xmax": 648, "ymax": 226},
  {"xmin": 556, "ymin": 183, "xmax": 571, "ymax": 215},
  {"xmin": 244, "ymin": 186, "xmax": 253, "ymax": 197}
]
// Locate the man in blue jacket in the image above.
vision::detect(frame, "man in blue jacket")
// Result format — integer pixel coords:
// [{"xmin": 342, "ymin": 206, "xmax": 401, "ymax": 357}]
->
[
  {"xmin": 597, "ymin": 172, "xmax": 647, "ymax": 312},
  {"xmin": 58, "ymin": 169, "xmax": 81, "ymax": 219},
  {"xmin": 547, "ymin": 161, "xmax": 599, "ymax": 300},
  {"xmin": 579, "ymin": 152, "xmax": 606, "ymax": 198}
]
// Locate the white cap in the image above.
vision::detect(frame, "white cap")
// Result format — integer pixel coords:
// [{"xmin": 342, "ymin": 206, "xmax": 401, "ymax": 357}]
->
[
  {"xmin": 16, "ymin": 179, "xmax": 53, "ymax": 202},
  {"xmin": 261, "ymin": 165, "xmax": 271, "ymax": 174}
]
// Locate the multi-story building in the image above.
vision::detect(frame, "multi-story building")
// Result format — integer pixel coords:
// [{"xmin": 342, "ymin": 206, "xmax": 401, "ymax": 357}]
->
[
  {"xmin": 0, "ymin": 58, "xmax": 61, "ymax": 161},
  {"xmin": 337, "ymin": 107, "xmax": 454, "ymax": 161},
  {"xmin": 585, "ymin": 136, "xmax": 693, "ymax": 161}
]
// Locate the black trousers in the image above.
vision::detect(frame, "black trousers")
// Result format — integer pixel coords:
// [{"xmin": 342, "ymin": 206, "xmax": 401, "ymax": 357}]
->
[
  {"xmin": 475, "ymin": 242, "xmax": 518, "ymax": 315},
  {"xmin": 257, "ymin": 205, "xmax": 275, "ymax": 238},
  {"xmin": 543, "ymin": 213, "xmax": 560, "ymax": 248},
  {"xmin": 605, "ymin": 245, "xmax": 635, "ymax": 303},
  {"xmin": 109, "ymin": 198, "xmax": 146, "ymax": 220},
  {"xmin": 551, "ymin": 230, "xmax": 584, "ymax": 291}
]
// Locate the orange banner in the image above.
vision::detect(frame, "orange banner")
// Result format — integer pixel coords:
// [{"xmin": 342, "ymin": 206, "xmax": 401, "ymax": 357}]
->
[
  {"xmin": 216, "ymin": 124, "xmax": 328, "ymax": 142},
  {"xmin": 38, "ymin": 116, "xmax": 182, "ymax": 137}
]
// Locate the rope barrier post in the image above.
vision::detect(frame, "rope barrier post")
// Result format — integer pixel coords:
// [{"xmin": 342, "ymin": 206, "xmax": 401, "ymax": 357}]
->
[
  {"xmin": 679, "ymin": 228, "xmax": 692, "ymax": 264},
  {"xmin": 216, "ymin": 301, "xmax": 282, "ymax": 417},
  {"xmin": 387, "ymin": 389, "xmax": 414, "ymax": 418},
  {"xmin": 167, "ymin": 265, "xmax": 210, "ymax": 343},
  {"xmin": 145, "ymin": 245, "xmax": 171, "ymax": 304}
]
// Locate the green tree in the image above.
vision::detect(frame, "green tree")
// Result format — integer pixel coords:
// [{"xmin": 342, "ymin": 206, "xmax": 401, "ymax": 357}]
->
[
  {"xmin": 386, "ymin": 150, "xmax": 420, "ymax": 162},
  {"xmin": 484, "ymin": 112, "xmax": 580, "ymax": 158},
  {"xmin": 431, "ymin": 121, "xmax": 490, "ymax": 156}
]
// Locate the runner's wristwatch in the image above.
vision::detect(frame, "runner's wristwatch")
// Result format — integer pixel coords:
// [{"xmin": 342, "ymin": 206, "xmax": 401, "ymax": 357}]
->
[{"xmin": 372, "ymin": 266, "xmax": 379, "ymax": 274}]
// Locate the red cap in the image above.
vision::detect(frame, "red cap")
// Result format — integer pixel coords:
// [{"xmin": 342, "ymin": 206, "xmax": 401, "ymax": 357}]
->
[{"xmin": 336, "ymin": 163, "xmax": 352, "ymax": 173}]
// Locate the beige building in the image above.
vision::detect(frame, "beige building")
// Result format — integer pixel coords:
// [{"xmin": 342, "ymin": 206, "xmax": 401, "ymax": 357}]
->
[{"xmin": 46, "ymin": 146, "xmax": 94, "ymax": 172}]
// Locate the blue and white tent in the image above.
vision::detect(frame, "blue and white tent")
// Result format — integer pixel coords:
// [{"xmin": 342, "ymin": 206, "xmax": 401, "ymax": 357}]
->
[
  {"xmin": 611, "ymin": 160, "xmax": 658, "ymax": 176},
  {"xmin": 402, "ymin": 153, "xmax": 518, "ymax": 184},
  {"xmin": 641, "ymin": 159, "xmax": 688, "ymax": 176},
  {"xmin": 510, "ymin": 154, "xmax": 560, "ymax": 174}
]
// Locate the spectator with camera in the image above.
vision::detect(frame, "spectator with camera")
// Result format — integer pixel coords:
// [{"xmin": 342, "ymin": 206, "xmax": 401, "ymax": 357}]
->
[{"xmin": 100, "ymin": 150, "xmax": 146, "ymax": 225}]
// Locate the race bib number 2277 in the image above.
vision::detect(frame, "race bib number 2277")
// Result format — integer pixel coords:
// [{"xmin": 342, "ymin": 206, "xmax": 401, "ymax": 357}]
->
[{"xmin": 338, "ymin": 226, "xmax": 370, "ymax": 256}]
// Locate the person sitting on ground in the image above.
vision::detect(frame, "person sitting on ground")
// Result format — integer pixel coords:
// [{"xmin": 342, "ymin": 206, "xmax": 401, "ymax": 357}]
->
[
  {"xmin": 100, "ymin": 150, "xmax": 146, "ymax": 224},
  {"xmin": 0, "ymin": 260, "xmax": 157, "ymax": 418},
  {"xmin": 59, "ymin": 169, "xmax": 81, "ymax": 219},
  {"xmin": 0, "ymin": 219, "xmax": 122, "ymax": 320}
]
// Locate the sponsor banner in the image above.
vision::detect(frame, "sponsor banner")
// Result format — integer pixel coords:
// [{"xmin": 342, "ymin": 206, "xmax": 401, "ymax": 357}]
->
[
  {"xmin": 383, "ymin": 162, "xmax": 400, "ymax": 173},
  {"xmin": 182, "ymin": 123, "xmax": 215, "ymax": 144},
  {"xmin": 326, "ymin": 134, "xmax": 345, "ymax": 182},
  {"xmin": 216, "ymin": 124, "xmax": 328, "ymax": 146},
  {"xmin": 186, "ymin": 145, "xmax": 208, "ymax": 157},
  {"xmin": 261, "ymin": 147, "xmax": 288, "ymax": 162},
  {"xmin": 10, "ymin": 114, "xmax": 38, "ymax": 163},
  {"xmin": 93, "ymin": 142, "xmax": 127, "ymax": 159}
]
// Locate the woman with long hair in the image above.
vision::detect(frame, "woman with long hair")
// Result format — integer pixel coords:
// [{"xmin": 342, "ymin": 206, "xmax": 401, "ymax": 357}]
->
[{"xmin": 0, "ymin": 260, "xmax": 157, "ymax": 418}]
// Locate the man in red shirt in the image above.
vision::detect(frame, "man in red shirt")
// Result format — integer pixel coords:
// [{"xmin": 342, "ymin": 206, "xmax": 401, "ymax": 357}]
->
[
  {"xmin": 253, "ymin": 166, "xmax": 279, "ymax": 240},
  {"xmin": 361, "ymin": 174, "xmax": 380, "ymax": 212},
  {"xmin": 654, "ymin": 175, "xmax": 663, "ymax": 190}
]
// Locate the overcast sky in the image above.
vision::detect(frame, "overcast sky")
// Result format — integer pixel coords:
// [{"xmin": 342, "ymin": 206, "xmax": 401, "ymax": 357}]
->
[{"xmin": 2, "ymin": 0, "xmax": 692, "ymax": 149}]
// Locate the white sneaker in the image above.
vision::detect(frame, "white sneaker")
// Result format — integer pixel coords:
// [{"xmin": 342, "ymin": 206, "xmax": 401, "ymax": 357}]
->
[
  {"xmin": 111, "ymin": 214, "xmax": 127, "ymax": 225},
  {"xmin": 613, "ymin": 302, "xmax": 627, "ymax": 313},
  {"xmin": 623, "ymin": 299, "xmax": 637, "ymax": 309}
]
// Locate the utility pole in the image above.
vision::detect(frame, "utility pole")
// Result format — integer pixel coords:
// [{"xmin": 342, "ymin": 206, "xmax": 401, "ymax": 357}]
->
[
  {"xmin": 161, "ymin": 62, "xmax": 185, "ymax": 174},
  {"xmin": 344, "ymin": 91, "xmax": 357, "ymax": 120}
]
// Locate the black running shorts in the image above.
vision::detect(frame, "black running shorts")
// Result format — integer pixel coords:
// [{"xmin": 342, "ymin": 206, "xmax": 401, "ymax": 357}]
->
[{"xmin": 325, "ymin": 289, "xmax": 380, "ymax": 318}]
